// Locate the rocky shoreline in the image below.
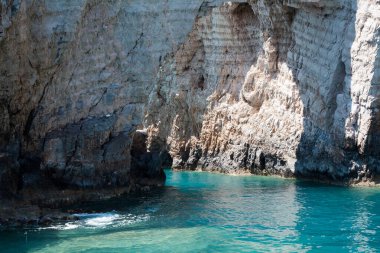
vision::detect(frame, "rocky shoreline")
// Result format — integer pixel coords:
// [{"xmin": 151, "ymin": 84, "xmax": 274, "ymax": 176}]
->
[
  {"xmin": 1, "ymin": 0, "xmax": 380, "ymax": 221},
  {"xmin": 2, "ymin": 167, "xmax": 380, "ymax": 228},
  {"xmin": 0, "ymin": 205, "xmax": 77, "ymax": 228},
  {"xmin": 0, "ymin": 183, "xmax": 162, "ymax": 228}
]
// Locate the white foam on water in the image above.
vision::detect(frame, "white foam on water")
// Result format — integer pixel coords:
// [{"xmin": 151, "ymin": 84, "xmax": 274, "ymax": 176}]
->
[
  {"xmin": 84, "ymin": 213, "xmax": 121, "ymax": 227},
  {"xmin": 39, "ymin": 212, "xmax": 151, "ymax": 231},
  {"xmin": 117, "ymin": 213, "xmax": 150, "ymax": 227},
  {"xmin": 40, "ymin": 222, "xmax": 80, "ymax": 231},
  {"xmin": 72, "ymin": 212, "xmax": 116, "ymax": 219},
  {"xmin": 62, "ymin": 223, "xmax": 80, "ymax": 230}
]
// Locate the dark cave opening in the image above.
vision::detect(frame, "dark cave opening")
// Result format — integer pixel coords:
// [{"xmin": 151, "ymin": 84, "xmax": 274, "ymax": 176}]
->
[{"xmin": 130, "ymin": 130, "xmax": 172, "ymax": 187}]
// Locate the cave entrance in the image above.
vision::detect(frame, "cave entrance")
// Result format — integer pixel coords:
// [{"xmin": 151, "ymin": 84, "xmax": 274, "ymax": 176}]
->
[{"xmin": 130, "ymin": 130, "xmax": 172, "ymax": 187}]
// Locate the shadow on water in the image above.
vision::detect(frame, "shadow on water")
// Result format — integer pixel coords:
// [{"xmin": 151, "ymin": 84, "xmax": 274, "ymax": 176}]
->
[
  {"xmin": 0, "ymin": 184, "xmax": 189, "ymax": 253},
  {"xmin": 294, "ymin": 1, "xmax": 361, "ymax": 181},
  {"xmin": 2, "ymin": 169, "xmax": 252, "ymax": 252}
]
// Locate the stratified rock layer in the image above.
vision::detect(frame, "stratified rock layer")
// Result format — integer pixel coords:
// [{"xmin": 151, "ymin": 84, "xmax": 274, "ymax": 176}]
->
[
  {"xmin": 146, "ymin": 0, "xmax": 380, "ymax": 184},
  {"xmin": 0, "ymin": 0, "xmax": 380, "ymax": 217}
]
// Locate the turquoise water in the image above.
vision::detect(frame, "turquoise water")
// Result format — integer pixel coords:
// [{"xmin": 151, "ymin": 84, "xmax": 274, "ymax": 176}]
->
[{"xmin": 1, "ymin": 170, "xmax": 380, "ymax": 252}]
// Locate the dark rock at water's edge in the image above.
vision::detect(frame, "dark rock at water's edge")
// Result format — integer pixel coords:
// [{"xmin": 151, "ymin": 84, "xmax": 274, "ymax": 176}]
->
[
  {"xmin": 0, "ymin": 204, "xmax": 79, "ymax": 228},
  {"xmin": 0, "ymin": 124, "xmax": 167, "ymax": 226}
]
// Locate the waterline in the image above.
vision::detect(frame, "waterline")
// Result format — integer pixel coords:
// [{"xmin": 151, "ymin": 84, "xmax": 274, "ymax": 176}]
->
[{"xmin": 1, "ymin": 169, "xmax": 380, "ymax": 252}]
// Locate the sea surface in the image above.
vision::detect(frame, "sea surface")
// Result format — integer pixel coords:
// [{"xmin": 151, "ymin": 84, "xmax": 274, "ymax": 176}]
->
[{"xmin": 1, "ymin": 169, "xmax": 380, "ymax": 252}]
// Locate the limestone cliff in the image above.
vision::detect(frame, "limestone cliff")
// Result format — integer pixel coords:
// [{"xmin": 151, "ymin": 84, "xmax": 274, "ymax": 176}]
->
[
  {"xmin": 0, "ymin": 0, "xmax": 379, "ymax": 220},
  {"xmin": 145, "ymin": 0, "xmax": 380, "ymax": 184}
]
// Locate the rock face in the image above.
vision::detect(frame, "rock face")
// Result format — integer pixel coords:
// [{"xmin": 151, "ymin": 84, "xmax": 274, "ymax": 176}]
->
[
  {"xmin": 0, "ymin": 0, "xmax": 380, "ymax": 215},
  {"xmin": 146, "ymin": 0, "xmax": 380, "ymax": 184}
]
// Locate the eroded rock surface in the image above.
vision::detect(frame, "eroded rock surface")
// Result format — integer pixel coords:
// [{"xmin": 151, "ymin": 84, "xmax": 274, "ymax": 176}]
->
[
  {"xmin": 1, "ymin": 0, "xmax": 380, "ymax": 222},
  {"xmin": 145, "ymin": 0, "xmax": 380, "ymax": 183}
]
